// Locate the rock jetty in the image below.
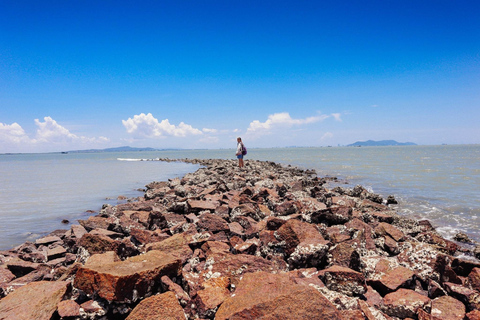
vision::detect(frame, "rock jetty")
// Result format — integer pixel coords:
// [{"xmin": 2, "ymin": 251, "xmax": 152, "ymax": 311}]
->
[{"xmin": 1, "ymin": 158, "xmax": 480, "ymax": 320}]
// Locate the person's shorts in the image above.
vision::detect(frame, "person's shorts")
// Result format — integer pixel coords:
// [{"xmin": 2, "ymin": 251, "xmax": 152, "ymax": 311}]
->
[{"xmin": 237, "ymin": 154, "xmax": 243, "ymax": 159}]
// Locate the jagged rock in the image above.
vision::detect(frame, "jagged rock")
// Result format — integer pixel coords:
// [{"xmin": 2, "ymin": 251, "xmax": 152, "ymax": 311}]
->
[
  {"xmin": 469, "ymin": 268, "xmax": 480, "ymax": 292},
  {"xmin": 57, "ymin": 299, "xmax": 82, "ymax": 318},
  {"xmin": 35, "ymin": 235, "xmax": 62, "ymax": 246},
  {"xmin": 328, "ymin": 242, "xmax": 361, "ymax": 271},
  {"xmin": 126, "ymin": 291, "xmax": 187, "ymax": 320},
  {"xmin": 369, "ymin": 266, "xmax": 416, "ymax": 295},
  {"xmin": 422, "ymin": 295, "xmax": 466, "ymax": 320},
  {"xmin": 74, "ymin": 250, "xmax": 182, "ymax": 302},
  {"xmin": 318, "ymin": 265, "xmax": 367, "ymax": 296},
  {"xmin": 0, "ymin": 281, "xmax": 70, "ymax": 320},
  {"xmin": 381, "ymin": 288, "xmax": 430, "ymax": 318},
  {"xmin": 374, "ymin": 222, "xmax": 405, "ymax": 242},
  {"xmin": 215, "ymin": 271, "xmax": 345, "ymax": 320},
  {"xmin": 197, "ymin": 212, "xmax": 229, "ymax": 233}
]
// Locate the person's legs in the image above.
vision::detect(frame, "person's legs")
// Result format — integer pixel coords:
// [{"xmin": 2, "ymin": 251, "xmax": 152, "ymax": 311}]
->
[{"xmin": 239, "ymin": 158, "xmax": 244, "ymax": 168}]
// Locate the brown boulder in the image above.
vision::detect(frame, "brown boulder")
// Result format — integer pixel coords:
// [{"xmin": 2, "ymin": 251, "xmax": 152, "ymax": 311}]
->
[
  {"xmin": 0, "ymin": 281, "xmax": 70, "ymax": 320},
  {"xmin": 469, "ymin": 267, "xmax": 480, "ymax": 292},
  {"xmin": 318, "ymin": 265, "xmax": 367, "ymax": 296},
  {"xmin": 429, "ymin": 295, "xmax": 465, "ymax": 320},
  {"xmin": 215, "ymin": 271, "xmax": 345, "ymax": 320},
  {"xmin": 370, "ymin": 266, "xmax": 416, "ymax": 295},
  {"xmin": 466, "ymin": 310, "xmax": 480, "ymax": 320},
  {"xmin": 126, "ymin": 291, "xmax": 186, "ymax": 320},
  {"xmin": 374, "ymin": 222, "xmax": 405, "ymax": 242},
  {"xmin": 57, "ymin": 300, "xmax": 81, "ymax": 318},
  {"xmin": 328, "ymin": 242, "xmax": 361, "ymax": 271},
  {"xmin": 275, "ymin": 219, "xmax": 325, "ymax": 255},
  {"xmin": 197, "ymin": 212, "xmax": 229, "ymax": 233},
  {"xmin": 74, "ymin": 250, "xmax": 181, "ymax": 302},
  {"xmin": 382, "ymin": 288, "xmax": 430, "ymax": 318}
]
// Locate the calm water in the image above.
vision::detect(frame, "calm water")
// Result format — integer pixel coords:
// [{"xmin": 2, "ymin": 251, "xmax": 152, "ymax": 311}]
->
[{"xmin": 0, "ymin": 145, "xmax": 479, "ymax": 250}]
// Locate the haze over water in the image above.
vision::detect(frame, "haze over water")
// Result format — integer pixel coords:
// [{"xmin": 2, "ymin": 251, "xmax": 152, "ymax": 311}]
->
[{"xmin": 0, "ymin": 144, "xmax": 478, "ymax": 250}]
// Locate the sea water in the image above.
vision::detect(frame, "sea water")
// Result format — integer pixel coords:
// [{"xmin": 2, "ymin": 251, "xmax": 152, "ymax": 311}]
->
[{"xmin": 0, "ymin": 145, "xmax": 478, "ymax": 250}]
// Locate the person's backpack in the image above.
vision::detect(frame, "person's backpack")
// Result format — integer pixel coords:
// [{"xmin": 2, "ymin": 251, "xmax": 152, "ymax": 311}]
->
[{"xmin": 242, "ymin": 144, "xmax": 247, "ymax": 155}]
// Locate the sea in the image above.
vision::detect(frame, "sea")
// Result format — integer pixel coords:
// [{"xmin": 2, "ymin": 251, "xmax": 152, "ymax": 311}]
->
[{"xmin": 0, "ymin": 145, "xmax": 479, "ymax": 250}]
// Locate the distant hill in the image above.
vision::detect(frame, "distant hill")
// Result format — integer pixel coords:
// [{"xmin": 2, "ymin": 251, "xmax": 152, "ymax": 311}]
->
[
  {"xmin": 67, "ymin": 146, "xmax": 160, "ymax": 153},
  {"xmin": 347, "ymin": 140, "xmax": 417, "ymax": 147}
]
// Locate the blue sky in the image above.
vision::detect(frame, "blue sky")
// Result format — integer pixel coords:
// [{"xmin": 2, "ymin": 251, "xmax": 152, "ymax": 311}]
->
[{"xmin": 1, "ymin": 1, "xmax": 479, "ymax": 153}]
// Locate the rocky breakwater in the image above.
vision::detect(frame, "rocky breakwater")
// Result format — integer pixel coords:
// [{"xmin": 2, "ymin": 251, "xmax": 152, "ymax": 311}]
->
[{"xmin": 1, "ymin": 158, "xmax": 480, "ymax": 320}]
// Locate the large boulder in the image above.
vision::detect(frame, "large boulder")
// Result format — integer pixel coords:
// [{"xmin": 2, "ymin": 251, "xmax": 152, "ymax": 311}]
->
[
  {"xmin": 0, "ymin": 281, "xmax": 70, "ymax": 320},
  {"xmin": 74, "ymin": 250, "xmax": 181, "ymax": 302},
  {"xmin": 126, "ymin": 291, "xmax": 187, "ymax": 320},
  {"xmin": 215, "ymin": 271, "xmax": 345, "ymax": 320}
]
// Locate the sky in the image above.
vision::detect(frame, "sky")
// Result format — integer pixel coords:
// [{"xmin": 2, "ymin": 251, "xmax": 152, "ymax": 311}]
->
[{"xmin": 1, "ymin": 1, "xmax": 479, "ymax": 153}]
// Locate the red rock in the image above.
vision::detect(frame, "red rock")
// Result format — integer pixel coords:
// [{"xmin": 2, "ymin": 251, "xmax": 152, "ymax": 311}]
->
[
  {"xmin": 364, "ymin": 285, "xmax": 383, "ymax": 307},
  {"xmin": 71, "ymin": 224, "xmax": 88, "ymax": 239},
  {"xmin": 89, "ymin": 228, "xmax": 123, "ymax": 239},
  {"xmin": 161, "ymin": 275, "xmax": 190, "ymax": 306},
  {"xmin": 200, "ymin": 253, "xmax": 281, "ymax": 287},
  {"xmin": 201, "ymin": 241, "xmax": 231, "ymax": 256},
  {"xmin": 328, "ymin": 242, "xmax": 361, "ymax": 270},
  {"xmin": 430, "ymin": 295, "xmax": 465, "ymax": 320},
  {"xmin": 80, "ymin": 300, "xmax": 106, "ymax": 316},
  {"xmin": 342, "ymin": 309, "xmax": 366, "ymax": 320},
  {"xmin": 275, "ymin": 200, "xmax": 298, "ymax": 216},
  {"xmin": 382, "ymin": 288, "xmax": 430, "ymax": 318},
  {"xmin": 326, "ymin": 225, "xmax": 352, "ymax": 244},
  {"xmin": 74, "ymin": 250, "xmax": 181, "ymax": 302},
  {"xmin": 122, "ymin": 210, "xmax": 150, "ymax": 226},
  {"xmin": 46, "ymin": 245, "xmax": 67, "ymax": 260},
  {"xmin": 78, "ymin": 216, "xmax": 115, "ymax": 231},
  {"xmin": 358, "ymin": 300, "xmax": 378, "ymax": 320},
  {"xmin": 374, "ymin": 222, "xmax": 405, "ymax": 242},
  {"xmin": 417, "ymin": 232, "xmax": 458, "ymax": 255},
  {"xmin": 276, "ymin": 219, "xmax": 325, "ymax": 255},
  {"xmin": 0, "ymin": 281, "xmax": 70, "ymax": 320},
  {"xmin": 443, "ymin": 282, "xmax": 480, "ymax": 310},
  {"xmin": 57, "ymin": 300, "xmax": 81, "ymax": 318},
  {"xmin": 197, "ymin": 212, "xmax": 229, "ymax": 233},
  {"xmin": 215, "ymin": 271, "xmax": 345, "ymax": 320},
  {"xmin": 371, "ymin": 211, "xmax": 395, "ymax": 223},
  {"xmin": 234, "ymin": 238, "xmax": 260, "ymax": 255},
  {"xmin": 383, "ymin": 235, "xmax": 400, "ymax": 255},
  {"xmin": 312, "ymin": 206, "xmax": 353, "ymax": 225},
  {"xmin": 228, "ymin": 222, "xmax": 244, "ymax": 236},
  {"xmin": 428, "ymin": 279, "xmax": 447, "ymax": 299},
  {"xmin": 126, "ymin": 291, "xmax": 186, "ymax": 320},
  {"xmin": 35, "ymin": 235, "xmax": 62, "ymax": 246},
  {"xmin": 78, "ymin": 233, "xmax": 119, "ymax": 254},
  {"xmin": 318, "ymin": 265, "xmax": 367, "ymax": 296},
  {"xmin": 345, "ymin": 218, "xmax": 376, "ymax": 250},
  {"xmin": 188, "ymin": 199, "xmax": 219, "ymax": 211},
  {"xmin": 130, "ymin": 228, "xmax": 169, "ymax": 245},
  {"xmin": 6, "ymin": 257, "xmax": 39, "ymax": 277},
  {"xmin": 469, "ymin": 267, "xmax": 480, "ymax": 292},
  {"xmin": 0, "ymin": 267, "xmax": 15, "ymax": 284},
  {"xmin": 287, "ymin": 237, "xmax": 330, "ymax": 269},
  {"xmin": 466, "ymin": 310, "xmax": 480, "ymax": 320},
  {"xmin": 194, "ymin": 286, "xmax": 231, "ymax": 318},
  {"xmin": 370, "ymin": 266, "xmax": 416, "ymax": 295}
]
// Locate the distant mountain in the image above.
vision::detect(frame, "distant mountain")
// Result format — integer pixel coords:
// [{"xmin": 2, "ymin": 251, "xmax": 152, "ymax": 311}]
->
[
  {"xmin": 347, "ymin": 140, "xmax": 417, "ymax": 147},
  {"xmin": 67, "ymin": 146, "xmax": 160, "ymax": 153}
]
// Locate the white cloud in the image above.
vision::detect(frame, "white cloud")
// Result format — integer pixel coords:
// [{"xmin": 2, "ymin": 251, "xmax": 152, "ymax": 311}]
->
[
  {"xmin": 247, "ymin": 112, "xmax": 329, "ymax": 133},
  {"xmin": 321, "ymin": 132, "xmax": 334, "ymax": 140},
  {"xmin": 0, "ymin": 122, "xmax": 31, "ymax": 144},
  {"xmin": 0, "ymin": 117, "xmax": 110, "ymax": 153},
  {"xmin": 202, "ymin": 128, "xmax": 218, "ymax": 134},
  {"xmin": 331, "ymin": 113, "xmax": 342, "ymax": 121},
  {"xmin": 122, "ymin": 113, "xmax": 203, "ymax": 138}
]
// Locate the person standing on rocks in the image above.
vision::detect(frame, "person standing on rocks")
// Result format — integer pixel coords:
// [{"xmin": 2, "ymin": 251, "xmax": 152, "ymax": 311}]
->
[{"xmin": 236, "ymin": 137, "xmax": 246, "ymax": 168}]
